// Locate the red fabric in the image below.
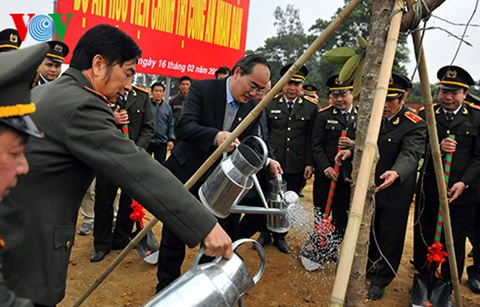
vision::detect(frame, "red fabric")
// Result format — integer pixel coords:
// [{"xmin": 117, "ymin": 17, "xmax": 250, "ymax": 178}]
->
[
  {"xmin": 427, "ymin": 242, "xmax": 448, "ymax": 265},
  {"xmin": 130, "ymin": 200, "xmax": 150, "ymax": 229}
]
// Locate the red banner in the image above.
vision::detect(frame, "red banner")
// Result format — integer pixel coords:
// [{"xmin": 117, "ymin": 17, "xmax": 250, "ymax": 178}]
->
[{"xmin": 56, "ymin": 0, "xmax": 250, "ymax": 79}]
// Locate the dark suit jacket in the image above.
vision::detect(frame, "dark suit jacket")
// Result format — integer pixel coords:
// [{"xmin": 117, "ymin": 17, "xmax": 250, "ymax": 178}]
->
[
  {"xmin": 420, "ymin": 103, "xmax": 480, "ymax": 205},
  {"xmin": 123, "ymin": 86, "xmax": 154, "ymax": 148},
  {"xmin": 375, "ymin": 105, "xmax": 427, "ymax": 208},
  {"xmin": 166, "ymin": 78, "xmax": 259, "ymax": 187},
  {"xmin": 0, "ymin": 68, "xmax": 217, "ymax": 305}
]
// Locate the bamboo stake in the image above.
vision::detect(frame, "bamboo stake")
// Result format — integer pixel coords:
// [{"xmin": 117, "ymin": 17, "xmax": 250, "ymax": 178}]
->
[
  {"xmin": 409, "ymin": 10, "xmax": 463, "ymax": 304},
  {"xmin": 329, "ymin": 0, "xmax": 405, "ymax": 305},
  {"xmin": 73, "ymin": 1, "xmax": 364, "ymax": 305}
]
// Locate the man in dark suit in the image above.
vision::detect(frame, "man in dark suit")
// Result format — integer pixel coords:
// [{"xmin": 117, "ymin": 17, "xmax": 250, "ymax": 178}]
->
[
  {"xmin": 312, "ymin": 75, "xmax": 357, "ymax": 239},
  {"xmin": 91, "ymin": 85, "xmax": 154, "ymax": 262},
  {"xmin": 0, "ymin": 43, "xmax": 48, "ymax": 307},
  {"xmin": 414, "ymin": 65, "xmax": 480, "ymax": 293},
  {"xmin": 337, "ymin": 73, "xmax": 426, "ymax": 300},
  {"xmin": 156, "ymin": 54, "xmax": 270, "ymax": 292},
  {"xmin": 257, "ymin": 63, "xmax": 318, "ymax": 254},
  {"xmin": 0, "ymin": 25, "xmax": 232, "ymax": 306}
]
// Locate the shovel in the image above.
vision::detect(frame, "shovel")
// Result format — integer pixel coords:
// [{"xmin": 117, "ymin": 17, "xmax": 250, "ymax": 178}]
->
[
  {"xmin": 411, "ymin": 135, "xmax": 454, "ymax": 306},
  {"xmin": 301, "ymin": 130, "xmax": 347, "ymax": 271}
]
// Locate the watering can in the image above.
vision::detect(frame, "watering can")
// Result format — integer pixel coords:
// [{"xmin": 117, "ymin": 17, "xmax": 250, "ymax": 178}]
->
[
  {"xmin": 142, "ymin": 238, "xmax": 266, "ymax": 307},
  {"xmin": 199, "ymin": 136, "xmax": 268, "ymax": 218}
]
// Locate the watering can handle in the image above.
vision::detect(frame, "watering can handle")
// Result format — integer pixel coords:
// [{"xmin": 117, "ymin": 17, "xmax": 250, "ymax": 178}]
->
[
  {"xmin": 252, "ymin": 174, "xmax": 269, "ymax": 209},
  {"xmin": 231, "ymin": 238, "xmax": 266, "ymax": 285},
  {"xmin": 190, "ymin": 239, "xmax": 266, "ymax": 285}
]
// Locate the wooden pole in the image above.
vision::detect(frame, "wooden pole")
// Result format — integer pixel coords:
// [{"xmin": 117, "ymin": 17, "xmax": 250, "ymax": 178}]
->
[
  {"xmin": 329, "ymin": 0, "xmax": 405, "ymax": 305},
  {"xmin": 408, "ymin": 1, "xmax": 462, "ymax": 302},
  {"xmin": 73, "ymin": 0, "xmax": 364, "ymax": 305}
]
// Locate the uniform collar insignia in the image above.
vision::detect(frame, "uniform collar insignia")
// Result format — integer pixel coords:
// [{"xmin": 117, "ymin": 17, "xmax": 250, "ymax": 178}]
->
[
  {"xmin": 392, "ymin": 117, "xmax": 400, "ymax": 125},
  {"xmin": 333, "ymin": 108, "xmax": 338, "ymax": 114}
]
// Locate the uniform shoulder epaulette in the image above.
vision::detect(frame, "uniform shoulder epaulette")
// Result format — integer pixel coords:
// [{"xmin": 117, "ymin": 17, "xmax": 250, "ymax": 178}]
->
[
  {"xmin": 405, "ymin": 111, "xmax": 422, "ymax": 124},
  {"xmin": 133, "ymin": 85, "xmax": 149, "ymax": 94},
  {"xmin": 466, "ymin": 102, "xmax": 480, "ymax": 111},
  {"xmin": 318, "ymin": 104, "xmax": 333, "ymax": 113},
  {"xmin": 303, "ymin": 95, "xmax": 318, "ymax": 104}
]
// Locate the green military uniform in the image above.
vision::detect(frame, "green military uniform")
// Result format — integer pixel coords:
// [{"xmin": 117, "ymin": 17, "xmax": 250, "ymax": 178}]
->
[
  {"xmin": 0, "ymin": 44, "xmax": 50, "ymax": 307},
  {"xmin": 0, "ymin": 67, "xmax": 217, "ymax": 305},
  {"xmin": 367, "ymin": 74, "xmax": 427, "ymax": 299}
]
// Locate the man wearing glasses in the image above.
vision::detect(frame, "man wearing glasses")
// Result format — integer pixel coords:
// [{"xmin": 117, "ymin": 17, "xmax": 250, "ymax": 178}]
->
[
  {"xmin": 156, "ymin": 54, "xmax": 271, "ymax": 292},
  {"xmin": 257, "ymin": 63, "xmax": 318, "ymax": 254}
]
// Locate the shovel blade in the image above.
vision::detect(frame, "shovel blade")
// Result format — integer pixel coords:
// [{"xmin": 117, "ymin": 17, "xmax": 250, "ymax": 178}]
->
[{"xmin": 411, "ymin": 273, "xmax": 452, "ymax": 307}]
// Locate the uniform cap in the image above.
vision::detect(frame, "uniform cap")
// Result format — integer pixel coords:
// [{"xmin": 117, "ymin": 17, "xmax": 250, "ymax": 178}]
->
[
  {"xmin": 280, "ymin": 63, "xmax": 308, "ymax": 82},
  {"xmin": 0, "ymin": 28, "xmax": 22, "ymax": 52},
  {"xmin": 437, "ymin": 65, "xmax": 474, "ymax": 91},
  {"xmin": 0, "ymin": 43, "xmax": 49, "ymax": 137},
  {"xmin": 465, "ymin": 92, "xmax": 480, "ymax": 106},
  {"xmin": 326, "ymin": 74, "xmax": 353, "ymax": 95},
  {"xmin": 387, "ymin": 73, "xmax": 412, "ymax": 98},
  {"xmin": 303, "ymin": 84, "xmax": 318, "ymax": 94},
  {"xmin": 46, "ymin": 40, "xmax": 69, "ymax": 63}
]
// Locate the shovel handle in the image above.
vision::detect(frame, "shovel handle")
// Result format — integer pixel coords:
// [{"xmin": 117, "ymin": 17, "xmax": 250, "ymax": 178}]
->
[{"xmin": 324, "ymin": 129, "xmax": 348, "ymax": 217}]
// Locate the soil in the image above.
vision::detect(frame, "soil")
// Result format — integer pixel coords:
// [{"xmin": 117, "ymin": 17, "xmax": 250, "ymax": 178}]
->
[{"xmin": 60, "ymin": 179, "xmax": 480, "ymax": 306}]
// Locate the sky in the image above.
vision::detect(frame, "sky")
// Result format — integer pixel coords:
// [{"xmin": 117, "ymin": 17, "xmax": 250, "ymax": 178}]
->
[{"xmin": 1, "ymin": 0, "xmax": 479, "ymax": 84}]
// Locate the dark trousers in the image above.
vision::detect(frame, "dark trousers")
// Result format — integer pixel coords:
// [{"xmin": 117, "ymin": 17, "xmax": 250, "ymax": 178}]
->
[
  {"xmin": 147, "ymin": 142, "xmax": 167, "ymax": 165},
  {"xmin": 313, "ymin": 175, "xmax": 351, "ymax": 238},
  {"xmin": 473, "ymin": 205, "xmax": 480, "ymax": 266},
  {"xmin": 414, "ymin": 200, "xmax": 477, "ymax": 280},
  {"xmin": 367, "ymin": 205, "xmax": 410, "ymax": 288},
  {"xmin": 93, "ymin": 175, "xmax": 136, "ymax": 252}
]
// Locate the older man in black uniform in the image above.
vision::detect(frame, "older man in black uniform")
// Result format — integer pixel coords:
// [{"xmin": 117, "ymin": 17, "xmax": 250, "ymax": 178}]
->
[
  {"xmin": 35, "ymin": 40, "xmax": 69, "ymax": 86},
  {"xmin": 337, "ymin": 73, "xmax": 427, "ymax": 300},
  {"xmin": 312, "ymin": 75, "xmax": 357, "ymax": 239},
  {"xmin": 257, "ymin": 63, "xmax": 318, "ymax": 254},
  {"xmin": 0, "ymin": 43, "xmax": 49, "ymax": 307},
  {"xmin": 414, "ymin": 65, "xmax": 480, "ymax": 293}
]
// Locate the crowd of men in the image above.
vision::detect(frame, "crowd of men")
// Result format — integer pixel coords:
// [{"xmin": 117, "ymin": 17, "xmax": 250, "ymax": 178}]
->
[{"xmin": 0, "ymin": 24, "xmax": 479, "ymax": 306}]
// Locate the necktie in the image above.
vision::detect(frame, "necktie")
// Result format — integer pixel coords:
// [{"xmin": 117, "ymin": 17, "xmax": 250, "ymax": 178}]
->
[
  {"xmin": 381, "ymin": 117, "xmax": 388, "ymax": 130},
  {"xmin": 446, "ymin": 111, "xmax": 455, "ymax": 121},
  {"xmin": 287, "ymin": 101, "xmax": 294, "ymax": 112},
  {"xmin": 229, "ymin": 100, "xmax": 238, "ymax": 111},
  {"xmin": 343, "ymin": 112, "xmax": 350, "ymax": 124}
]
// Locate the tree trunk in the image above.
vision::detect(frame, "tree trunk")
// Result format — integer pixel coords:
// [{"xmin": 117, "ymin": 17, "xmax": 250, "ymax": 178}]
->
[{"xmin": 345, "ymin": 0, "xmax": 394, "ymax": 305}]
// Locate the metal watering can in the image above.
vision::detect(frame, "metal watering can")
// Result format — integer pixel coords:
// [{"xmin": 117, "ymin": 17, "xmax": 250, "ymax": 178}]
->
[
  {"xmin": 142, "ymin": 239, "xmax": 266, "ymax": 307},
  {"xmin": 266, "ymin": 177, "xmax": 292, "ymax": 233},
  {"xmin": 199, "ymin": 136, "xmax": 268, "ymax": 218}
]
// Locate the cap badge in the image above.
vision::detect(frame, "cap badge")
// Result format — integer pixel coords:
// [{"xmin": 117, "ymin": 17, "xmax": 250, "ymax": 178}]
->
[
  {"xmin": 446, "ymin": 69, "xmax": 457, "ymax": 79},
  {"xmin": 54, "ymin": 44, "xmax": 63, "ymax": 52},
  {"xmin": 9, "ymin": 33, "xmax": 18, "ymax": 43},
  {"xmin": 335, "ymin": 78, "xmax": 341, "ymax": 85}
]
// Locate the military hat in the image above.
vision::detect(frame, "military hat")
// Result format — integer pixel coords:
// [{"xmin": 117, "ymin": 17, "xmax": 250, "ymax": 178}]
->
[
  {"xmin": 0, "ymin": 43, "xmax": 49, "ymax": 137},
  {"xmin": 326, "ymin": 74, "xmax": 353, "ymax": 95},
  {"xmin": 437, "ymin": 65, "xmax": 474, "ymax": 91},
  {"xmin": 280, "ymin": 63, "xmax": 308, "ymax": 82},
  {"xmin": 303, "ymin": 84, "xmax": 318, "ymax": 95},
  {"xmin": 387, "ymin": 73, "xmax": 412, "ymax": 98},
  {"xmin": 465, "ymin": 92, "xmax": 480, "ymax": 105},
  {"xmin": 0, "ymin": 28, "xmax": 22, "ymax": 53},
  {"xmin": 46, "ymin": 40, "xmax": 69, "ymax": 63}
]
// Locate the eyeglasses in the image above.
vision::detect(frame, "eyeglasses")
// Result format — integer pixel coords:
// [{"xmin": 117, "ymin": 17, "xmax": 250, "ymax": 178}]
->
[{"xmin": 241, "ymin": 70, "xmax": 265, "ymax": 95}]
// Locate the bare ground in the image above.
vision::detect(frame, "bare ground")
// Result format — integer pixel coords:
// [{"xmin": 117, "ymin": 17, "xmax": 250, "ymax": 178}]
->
[{"xmin": 60, "ymin": 179, "xmax": 480, "ymax": 306}]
